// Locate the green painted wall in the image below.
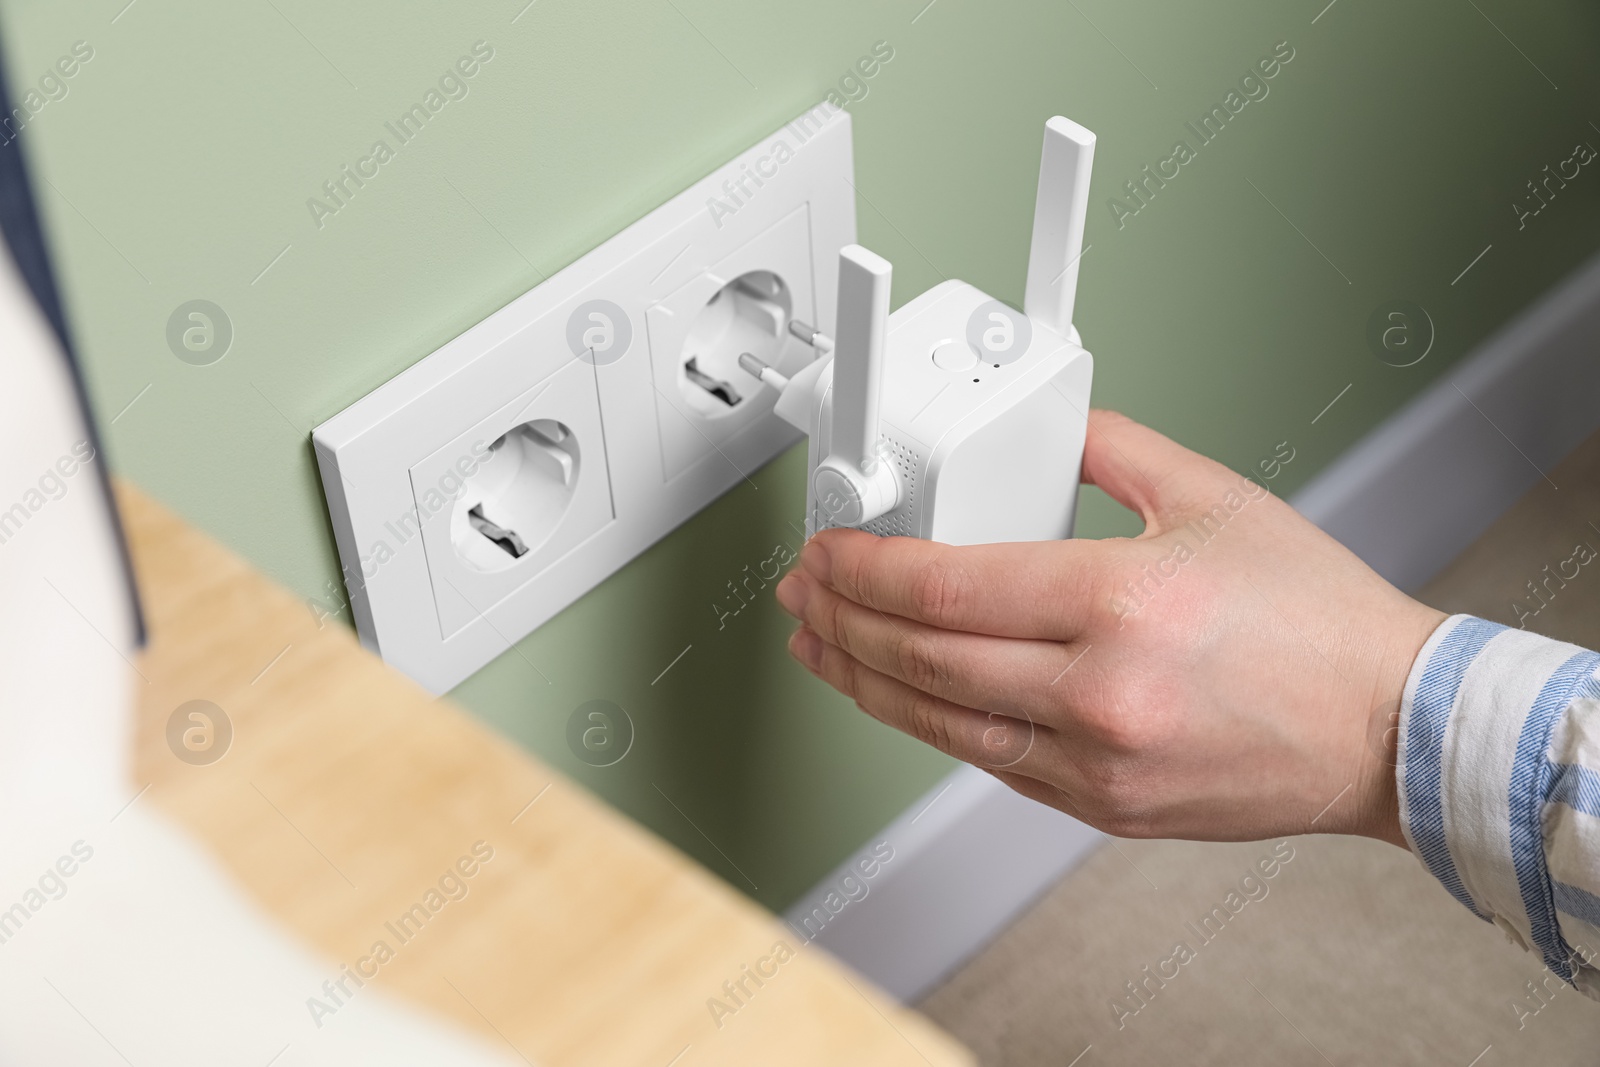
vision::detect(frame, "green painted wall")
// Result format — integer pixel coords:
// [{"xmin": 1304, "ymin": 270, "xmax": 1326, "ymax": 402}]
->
[{"xmin": 6, "ymin": 0, "xmax": 1599, "ymax": 911}]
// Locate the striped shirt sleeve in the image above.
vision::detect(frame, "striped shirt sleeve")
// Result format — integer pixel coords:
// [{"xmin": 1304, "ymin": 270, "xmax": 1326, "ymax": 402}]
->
[{"xmin": 1398, "ymin": 613, "xmax": 1600, "ymax": 997}]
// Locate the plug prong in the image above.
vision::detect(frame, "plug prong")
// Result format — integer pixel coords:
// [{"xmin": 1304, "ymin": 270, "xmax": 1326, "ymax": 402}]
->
[
  {"xmin": 738, "ymin": 352, "xmax": 791, "ymax": 391},
  {"xmin": 787, "ymin": 319, "xmax": 835, "ymax": 354}
]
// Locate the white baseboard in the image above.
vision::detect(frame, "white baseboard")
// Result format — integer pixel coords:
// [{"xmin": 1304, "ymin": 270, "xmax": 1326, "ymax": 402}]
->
[
  {"xmin": 1293, "ymin": 250, "xmax": 1600, "ymax": 592},
  {"xmin": 783, "ymin": 765, "xmax": 1102, "ymax": 1003},
  {"xmin": 784, "ymin": 250, "xmax": 1600, "ymax": 1004}
]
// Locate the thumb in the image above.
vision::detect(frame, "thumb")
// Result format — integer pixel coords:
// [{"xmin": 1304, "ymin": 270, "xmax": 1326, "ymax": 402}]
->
[{"xmin": 1081, "ymin": 409, "xmax": 1236, "ymax": 534}]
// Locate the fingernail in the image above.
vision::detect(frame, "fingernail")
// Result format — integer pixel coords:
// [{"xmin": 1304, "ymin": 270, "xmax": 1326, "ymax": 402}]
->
[
  {"xmin": 789, "ymin": 628, "xmax": 823, "ymax": 672},
  {"xmin": 801, "ymin": 539, "xmax": 832, "ymax": 585},
  {"xmin": 775, "ymin": 573, "xmax": 809, "ymax": 618}
]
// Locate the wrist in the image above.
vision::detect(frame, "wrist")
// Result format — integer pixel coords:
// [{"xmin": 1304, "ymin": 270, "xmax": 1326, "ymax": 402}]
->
[{"xmin": 1354, "ymin": 601, "xmax": 1448, "ymax": 848}]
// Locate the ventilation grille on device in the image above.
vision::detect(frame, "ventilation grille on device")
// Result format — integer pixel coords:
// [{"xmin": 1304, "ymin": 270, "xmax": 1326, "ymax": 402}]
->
[{"xmin": 859, "ymin": 436, "xmax": 920, "ymax": 538}]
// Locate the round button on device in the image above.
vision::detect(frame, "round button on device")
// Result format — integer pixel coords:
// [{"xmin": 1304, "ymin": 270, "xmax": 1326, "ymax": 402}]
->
[{"xmin": 931, "ymin": 339, "xmax": 978, "ymax": 373}]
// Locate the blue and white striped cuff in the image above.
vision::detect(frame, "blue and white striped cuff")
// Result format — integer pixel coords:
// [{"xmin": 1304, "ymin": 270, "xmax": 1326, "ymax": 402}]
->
[{"xmin": 1397, "ymin": 613, "xmax": 1600, "ymax": 987}]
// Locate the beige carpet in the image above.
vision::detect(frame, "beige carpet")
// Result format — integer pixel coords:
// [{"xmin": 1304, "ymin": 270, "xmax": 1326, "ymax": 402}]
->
[{"xmin": 918, "ymin": 432, "xmax": 1600, "ymax": 1066}]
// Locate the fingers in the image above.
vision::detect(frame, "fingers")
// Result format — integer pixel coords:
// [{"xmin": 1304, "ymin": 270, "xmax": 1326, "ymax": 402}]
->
[
  {"xmin": 778, "ymin": 566, "xmax": 1071, "ymax": 716},
  {"xmin": 789, "ymin": 627, "xmax": 1046, "ymax": 771},
  {"xmin": 1081, "ymin": 409, "xmax": 1233, "ymax": 532},
  {"xmin": 799, "ymin": 528, "xmax": 1102, "ymax": 641}
]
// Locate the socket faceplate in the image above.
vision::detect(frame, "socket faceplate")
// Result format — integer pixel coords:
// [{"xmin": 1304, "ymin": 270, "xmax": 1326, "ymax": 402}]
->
[{"xmin": 314, "ymin": 104, "xmax": 855, "ymax": 693}]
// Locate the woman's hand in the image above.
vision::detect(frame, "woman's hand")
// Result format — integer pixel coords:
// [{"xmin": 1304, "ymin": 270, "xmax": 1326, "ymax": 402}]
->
[{"xmin": 775, "ymin": 409, "xmax": 1444, "ymax": 846}]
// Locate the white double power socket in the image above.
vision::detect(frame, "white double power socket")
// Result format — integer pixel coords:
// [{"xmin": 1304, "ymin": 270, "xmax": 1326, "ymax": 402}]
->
[{"xmin": 314, "ymin": 104, "xmax": 856, "ymax": 694}]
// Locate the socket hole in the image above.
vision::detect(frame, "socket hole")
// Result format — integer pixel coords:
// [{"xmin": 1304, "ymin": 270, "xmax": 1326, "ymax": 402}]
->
[
  {"xmin": 679, "ymin": 270, "xmax": 793, "ymax": 419},
  {"xmin": 452, "ymin": 418, "xmax": 580, "ymax": 573}
]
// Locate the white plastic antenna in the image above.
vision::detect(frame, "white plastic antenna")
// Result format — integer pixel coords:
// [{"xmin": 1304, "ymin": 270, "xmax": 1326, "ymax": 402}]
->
[
  {"xmin": 1023, "ymin": 116, "xmax": 1096, "ymax": 338},
  {"xmin": 811, "ymin": 244, "xmax": 899, "ymax": 527},
  {"xmin": 832, "ymin": 245, "xmax": 892, "ymax": 475}
]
